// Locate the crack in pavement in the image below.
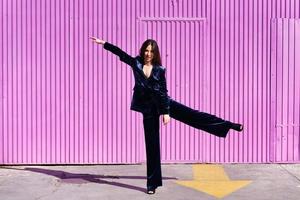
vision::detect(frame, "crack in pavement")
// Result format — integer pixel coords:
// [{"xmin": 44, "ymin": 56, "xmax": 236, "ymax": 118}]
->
[
  {"xmin": 35, "ymin": 180, "xmax": 62, "ymax": 200},
  {"xmin": 279, "ymin": 165, "xmax": 300, "ymax": 183}
]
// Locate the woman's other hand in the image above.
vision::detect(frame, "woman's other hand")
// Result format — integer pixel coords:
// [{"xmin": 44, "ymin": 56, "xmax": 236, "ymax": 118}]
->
[
  {"xmin": 163, "ymin": 114, "xmax": 170, "ymax": 125},
  {"xmin": 90, "ymin": 36, "xmax": 106, "ymax": 45}
]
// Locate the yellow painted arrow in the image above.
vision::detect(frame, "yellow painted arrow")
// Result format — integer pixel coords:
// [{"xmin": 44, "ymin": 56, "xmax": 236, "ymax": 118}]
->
[{"xmin": 175, "ymin": 164, "xmax": 252, "ymax": 199}]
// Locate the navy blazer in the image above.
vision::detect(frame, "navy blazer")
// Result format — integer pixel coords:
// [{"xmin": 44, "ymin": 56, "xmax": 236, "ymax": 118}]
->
[{"xmin": 103, "ymin": 42, "xmax": 170, "ymax": 115}]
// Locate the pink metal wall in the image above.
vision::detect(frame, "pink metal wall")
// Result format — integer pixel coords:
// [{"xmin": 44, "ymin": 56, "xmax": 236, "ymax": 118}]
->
[
  {"xmin": 138, "ymin": 18, "xmax": 209, "ymax": 163},
  {"xmin": 0, "ymin": 0, "xmax": 299, "ymax": 164},
  {"xmin": 270, "ymin": 19, "xmax": 300, "ymax": 162}
]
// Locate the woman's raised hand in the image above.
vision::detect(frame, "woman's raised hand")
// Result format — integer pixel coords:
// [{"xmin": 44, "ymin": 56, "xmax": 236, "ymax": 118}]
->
[{"xmin": 90, "ymin": 36, "xmax": 106, "ymax": 45}]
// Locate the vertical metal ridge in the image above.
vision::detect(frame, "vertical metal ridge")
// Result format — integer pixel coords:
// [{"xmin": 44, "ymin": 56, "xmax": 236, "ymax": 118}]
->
[
  {"xmin": 0, "ymin": 0, "xmax": 3, "ymax": 164},
  {"xmin": 293, "ymin": 20, "xmax": 299, "ymax": 161},
  {"xmin": 262, "ymin": 0, "xmax": 267, "ymax": 162},
  {"xmin": 98, "ymin": 0, "xmax": 102, "ymax": 163},
  {"xmin": 119, "ymin": 0, "xmax": 123, "ymax": 163}
]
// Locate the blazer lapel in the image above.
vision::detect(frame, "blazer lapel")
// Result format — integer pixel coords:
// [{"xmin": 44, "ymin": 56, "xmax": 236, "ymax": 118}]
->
[{"xmin": 152, "ymin": 65, "xmax": 160, "ymax": 81}]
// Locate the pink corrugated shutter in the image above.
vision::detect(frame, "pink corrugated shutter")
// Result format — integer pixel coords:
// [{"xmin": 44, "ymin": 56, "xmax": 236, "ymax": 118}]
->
[
  {"xmin": 270, "ymin": 19, "xmax": 300, "ymax": 162},
  {"xmin": 138, "ymin": 18, "xmax": 209, "ymax": 162},
  {"xmin": 1, "ymin": 0, "xmax": 300, "ymax": 164}
]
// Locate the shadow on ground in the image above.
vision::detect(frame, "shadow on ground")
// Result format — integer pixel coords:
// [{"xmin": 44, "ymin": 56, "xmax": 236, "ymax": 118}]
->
[{"xmin": 1, "ymin": 166, "xmax": 177, "ymax": 194}]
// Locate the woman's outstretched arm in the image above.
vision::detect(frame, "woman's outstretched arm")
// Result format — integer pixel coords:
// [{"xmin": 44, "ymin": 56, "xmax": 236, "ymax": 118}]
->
[{"xmin": 90, "ymin": 36, "xmax": 135, "ymax": 66}]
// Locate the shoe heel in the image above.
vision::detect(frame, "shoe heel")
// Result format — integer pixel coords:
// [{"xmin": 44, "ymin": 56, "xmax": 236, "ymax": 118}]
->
[{"xmin": 232, "ymin": 123, "xmax": 243, "ymax": 132}]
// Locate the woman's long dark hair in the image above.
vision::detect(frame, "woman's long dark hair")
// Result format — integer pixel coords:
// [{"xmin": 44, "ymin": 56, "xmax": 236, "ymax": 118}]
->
[{"xmin": 139, "ymin": 39, "xmax": 162, "ymax": 66}]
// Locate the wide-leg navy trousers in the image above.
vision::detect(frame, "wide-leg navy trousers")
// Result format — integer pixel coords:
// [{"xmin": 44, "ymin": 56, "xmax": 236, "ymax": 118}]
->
[
  {"xmin": 141, "ymin": 98, "xmax": 234, "ymax": 189},
  {"xmin": 169, "ymin": 99, "xmax": 233, "ymax": 138},
  {"xmin": 142, "ymin": 105, "xmax": 162, "ymax": 189}
]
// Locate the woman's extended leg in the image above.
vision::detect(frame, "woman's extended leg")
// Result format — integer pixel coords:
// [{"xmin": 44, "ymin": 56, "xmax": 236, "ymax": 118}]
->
[{"xmin": 169, "ymin": 99, "xmax": 242, "ymax": 138}]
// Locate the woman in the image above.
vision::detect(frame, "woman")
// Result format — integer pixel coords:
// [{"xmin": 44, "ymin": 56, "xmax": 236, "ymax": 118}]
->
[{"xmin": 90, "ymin": 37, "xmax": 243, "ymax": 194}]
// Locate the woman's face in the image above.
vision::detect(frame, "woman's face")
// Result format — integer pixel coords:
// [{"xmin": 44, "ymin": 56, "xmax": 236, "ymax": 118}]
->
[{"xmin": 144, "ymin": 45, "xmax": 154, "ymax": 64}]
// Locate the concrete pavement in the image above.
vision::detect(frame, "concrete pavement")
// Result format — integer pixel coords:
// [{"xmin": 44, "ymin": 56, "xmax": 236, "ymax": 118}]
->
[{"xmin": 1, "ymin": 163, "xmax": 300, "ymax": 200}]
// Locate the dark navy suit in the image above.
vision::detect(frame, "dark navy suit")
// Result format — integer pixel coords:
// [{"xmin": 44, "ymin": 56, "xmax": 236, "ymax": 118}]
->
[
  {"xmin": 103, "ymin": 42, "xmax": 233, "ymax": 190},
  {"xmin": 104, "ymin": 42, "xmax": 170, "ymax": 115}
]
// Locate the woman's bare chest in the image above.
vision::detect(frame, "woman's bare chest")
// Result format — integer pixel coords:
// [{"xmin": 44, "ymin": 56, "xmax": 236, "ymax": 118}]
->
[{"xmin": 142, "ymin": 65, "xmax": 153, "ymax": 79}]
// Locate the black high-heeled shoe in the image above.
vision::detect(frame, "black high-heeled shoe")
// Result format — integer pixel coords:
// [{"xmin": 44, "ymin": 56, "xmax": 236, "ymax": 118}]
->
[
  {"xmin": 231, "ymin": 123, "xmax": 244, "ymax": 132},
  {"xmin": 147, "ymin": 189, "xmax": 155, "ymax": 194},
  {"xmin": 147, "ymin": 186, "xmax": 156, "ymax": 194}
]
